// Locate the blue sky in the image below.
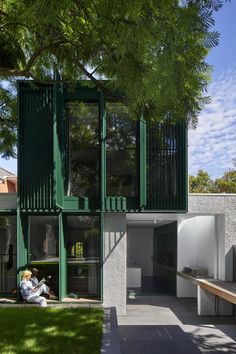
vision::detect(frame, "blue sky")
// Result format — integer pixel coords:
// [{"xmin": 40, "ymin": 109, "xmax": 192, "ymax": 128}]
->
[
  {"xmin": 1, "ymin": 2, "xmax": 236, "ymax": 179},
  {"xmin": 189, "ymin": 0, "xmax": 236, "ymax": 179}
]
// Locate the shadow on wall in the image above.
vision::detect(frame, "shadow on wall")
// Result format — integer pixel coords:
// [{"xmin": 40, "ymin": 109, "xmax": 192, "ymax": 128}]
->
[{"xmin": 103, "ymin": 232, "xmax": 125, "ymax": 263}]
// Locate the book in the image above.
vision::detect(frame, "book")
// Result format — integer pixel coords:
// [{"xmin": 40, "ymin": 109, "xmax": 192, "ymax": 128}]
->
[{"xmin": 34, "ymin": 278, "xmax": 46, "ymax": 290}]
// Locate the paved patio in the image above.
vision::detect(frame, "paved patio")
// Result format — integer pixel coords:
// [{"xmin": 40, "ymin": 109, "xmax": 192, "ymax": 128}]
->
[{"xmin": 117, "ymin": 296, "xmax": 236, "ymax": 354}]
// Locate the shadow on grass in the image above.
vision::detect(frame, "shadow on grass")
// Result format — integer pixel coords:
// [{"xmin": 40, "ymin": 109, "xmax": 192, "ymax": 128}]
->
[{"xmin": 0, "ymin": 308, "xmax": 103, "ymax": 354}]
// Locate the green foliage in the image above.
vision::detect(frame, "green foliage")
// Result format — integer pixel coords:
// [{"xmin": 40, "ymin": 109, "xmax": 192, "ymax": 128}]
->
[
  {"xmin": 214, "ymin": 170, "xmax": 236, "ymax": 193},
  {"xmin": 189, "ymin": 169, "xmax": 214, "ymax": 192},
  {"xmin": 189, "ymin": 168, "xmax": 236, "ymax": 193},
  {"xmin": 0, "ymin": 82, "xmax": 17, "ymax": 158},
  {"xmin": 0, "ymin": 0, "xmax": 228, "ymax": 157}
]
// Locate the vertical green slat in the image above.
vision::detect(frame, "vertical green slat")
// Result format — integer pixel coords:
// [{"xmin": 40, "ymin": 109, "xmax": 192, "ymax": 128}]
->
[
  {"xmin": 139, "ymin": 119, "xmax": 147, "ymax": 208},
  {"xmin": 185, "ymin": 121, "xmax": 188, "ymax": 210},
  {"xmin": 53, "ymin": 82, "xmax": 64, "ymax": 209},
  {"xmin": 100, "ymin": 211, "xmax": 103, "ymax": 302},
  {"xmin": 100, "ymin": 91, "xmax": 106, "ymax": 210},
  {"xmin": 145, "ymin": 120, "xmax": 186, "ymax": 211},
  {"xmin": 59, "ymin": 213, "xmax": 66, "ymax": 300},
  {"xmin": 18, "ymin": 83, "xmax": 54, "ymax": 210},
  {"xmin": 16, "ymin": 210, "xmax": 28, "ymax": 285}
]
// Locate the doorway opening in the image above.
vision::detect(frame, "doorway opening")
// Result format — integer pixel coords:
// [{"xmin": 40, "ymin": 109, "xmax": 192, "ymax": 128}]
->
[{"xmin": 127, "ymin": 221, "xmax": 177, "ymax": 297}]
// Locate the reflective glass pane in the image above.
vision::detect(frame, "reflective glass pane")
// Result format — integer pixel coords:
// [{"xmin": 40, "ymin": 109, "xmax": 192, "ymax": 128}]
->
[
  {"xmin": 66, "ymin": 216, "xmax": 100, "ymax": 299},
  {"xmin": 106, "ymin": 103, "xmax": 137, "ymax": 196},
  {"xmin": 67, "ymin": 102, "xmax": 99, "ymax": 197},
  {"xmin": 29, "ymin": 216, "xmax": 59, "ymax": 296},
  {"xmin": 0, "ymin": 216, "xmax": 16, "ymax": 294}
]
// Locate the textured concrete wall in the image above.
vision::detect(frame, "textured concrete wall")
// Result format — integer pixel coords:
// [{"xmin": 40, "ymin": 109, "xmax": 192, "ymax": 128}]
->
[
  {"xmin": 189, "ymin": 194, "xmax": 236, "ymax": 281},
  {"xmin": 103, "ymin": 213, "xmax": 127, "ymax": 315}
]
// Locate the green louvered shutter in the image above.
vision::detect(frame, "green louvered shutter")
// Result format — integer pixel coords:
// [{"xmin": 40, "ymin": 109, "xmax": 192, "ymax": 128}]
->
[
  {"xmin": 53, "ymin": 82, "xmax": 64, "ymax": 208},
  {"xmin": 145, "ymin": 122, "xmax": 187, "ymax": 211},
  {"xmin": 18, "ymin": 82, "xmax": 54, "ymax": 210}
]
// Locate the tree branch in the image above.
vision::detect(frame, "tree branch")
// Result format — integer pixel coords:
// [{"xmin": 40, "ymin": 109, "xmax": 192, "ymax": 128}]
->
[
  {"xmin": 24, "ymin": 43, "xmax": 61, "ymax": 72},
  {"xmin": 76, "ymin": 62, "xmax": 126, "ymax": 102},
  {"xmin": 0, "ymin": 42, "xmax": 60, "ymax": 77},
  {"xmin": 0, "ymin": 116, "xmax": 15, "ymax": 129}
]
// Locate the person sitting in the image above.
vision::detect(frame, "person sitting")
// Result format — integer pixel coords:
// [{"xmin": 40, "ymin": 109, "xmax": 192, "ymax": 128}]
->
[
  {"xmin": 19, "ymin": 270, "xmax": 47, "ymax": 307},
  {"xmin": 30, "ymin": 267, "xmax": 57, "ymax": 300}
]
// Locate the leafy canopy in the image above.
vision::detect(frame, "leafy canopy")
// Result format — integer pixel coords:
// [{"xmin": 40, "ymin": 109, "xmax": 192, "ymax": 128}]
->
[
  {"xmin": 0, "ymin": 0, "xmax": 228, "ymax": 157},
  {"xmin": 189, "ymin": 168, "xmax": 236, "ymax": 193}
]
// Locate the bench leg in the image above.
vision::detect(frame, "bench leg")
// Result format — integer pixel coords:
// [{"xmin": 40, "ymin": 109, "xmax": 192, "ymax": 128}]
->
[{"xmin": 197, "ymin": 285, "xmax": 233, "ymax": 316}]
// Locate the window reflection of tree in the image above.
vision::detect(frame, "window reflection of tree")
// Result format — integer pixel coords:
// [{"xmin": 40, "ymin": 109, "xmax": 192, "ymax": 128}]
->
[
  {"xmin": 68, "ymin": 102, "xmax": 99, "ymax": 197},
  {"xmin": 106, "ymin": 103, "xmax": 137, "ymax": 197}
]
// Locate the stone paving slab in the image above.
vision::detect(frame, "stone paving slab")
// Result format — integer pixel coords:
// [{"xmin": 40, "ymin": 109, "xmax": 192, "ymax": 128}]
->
[
  {"xmin": 101, "ymin": 307, "xmax": 121, "ymax": 354},
  {"xmin": 118, "ymin": 296, "xmax": 236, "ymax": 354}
]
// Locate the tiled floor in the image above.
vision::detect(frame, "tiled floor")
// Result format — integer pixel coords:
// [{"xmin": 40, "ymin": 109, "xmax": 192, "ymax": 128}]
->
[{"xmin": 118, "ymin": 296, "xmax": 236, "ymax": 354}]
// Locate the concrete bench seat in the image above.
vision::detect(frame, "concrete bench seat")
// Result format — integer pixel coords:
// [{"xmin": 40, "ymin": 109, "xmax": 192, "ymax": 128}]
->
[{"xmin": 177, "ymin": 271, "xmax": 236, "ymax": 316}]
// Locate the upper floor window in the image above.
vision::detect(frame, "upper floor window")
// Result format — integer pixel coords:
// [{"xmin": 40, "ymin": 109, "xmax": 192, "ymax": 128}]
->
[
  {"xmin": 106, "ymin": 103, "xmax": 138, "ymax": 197},
  {"xmin": 67, "ymin": 102, "xmax": 100, "ymax": 197}
]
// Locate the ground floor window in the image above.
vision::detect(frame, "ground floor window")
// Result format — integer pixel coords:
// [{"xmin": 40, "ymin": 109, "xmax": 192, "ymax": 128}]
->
[
  {"xmin": 0, "ymin": 216, "xmax": 17, "ymax": 295},
  {"xmin": 66, "ymin": 215, "xmax": 100, "ymax": 298},
  {"xmin": 1, "ymin": 214, "xmax": 101, "ymax": 300},
  {"xmin": 29, "ymin": 216, "xmax": 59, "ymax": 296}
]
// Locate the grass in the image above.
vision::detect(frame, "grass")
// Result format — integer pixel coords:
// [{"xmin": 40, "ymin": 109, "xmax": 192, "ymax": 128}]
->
[{"xmin": 0, "ymin": 307, "xmax": 103, "ymax": 354}]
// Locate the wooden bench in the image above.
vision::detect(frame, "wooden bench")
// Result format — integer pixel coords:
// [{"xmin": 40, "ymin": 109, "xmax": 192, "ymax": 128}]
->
[{"xmin": 177, "ymin": 271, "xmax": 236, "ymax": 316}]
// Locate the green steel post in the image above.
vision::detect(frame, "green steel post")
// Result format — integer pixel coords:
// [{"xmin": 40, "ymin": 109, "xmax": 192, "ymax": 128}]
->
[
  {"xmin": 184, "ymin": 121, "xmax": 188, "ymax": 211},
  {"xmin": 53, "ymin": 83, "xmax": 64, "ymax": 209},
  {"xmin": 139, "ymin": 119, "xmax": 147, "ymax": 208},
  {"xmin": 99, "ymin": 91, "xmax": 106, "ymax": 301},
  {"xmin": 59, "ymin": 212, "xmax": 67, "ymax": 300},
  {"xmin": 16, "ymin": 209, "xmax": 28, "ymax": 284},
  {"xmin": 100, "ymin": 211, "xmax": 104, "ymax": 302},
  {"xmin": 100, "ymin": 91, "xmax": 106, "ymax": 210}
]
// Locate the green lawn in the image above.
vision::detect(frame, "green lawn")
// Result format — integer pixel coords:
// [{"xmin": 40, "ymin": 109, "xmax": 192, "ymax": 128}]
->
[{"xmin": 0, "ymin": 307, "xmax": 103, "ymax": 354}]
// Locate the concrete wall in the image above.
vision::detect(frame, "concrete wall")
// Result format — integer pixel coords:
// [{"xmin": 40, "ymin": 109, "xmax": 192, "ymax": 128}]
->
[
  {"xmin": 189, "ymin": 194, "xmax": 236, "ymax": 281},
  {"xmin": 177, "ymin": 215, "xmax": 217, "ymax": 297},
  {"xmin": 176, "ymin": 194, "xmax": 236, "ymax": 298},
  {"xmin": 103, "ymin": 213, "xmax": 127, "ymax": 315},
  {"xmin": 127, "ymin": 227, "xmax": 153, "ymax": 276}
]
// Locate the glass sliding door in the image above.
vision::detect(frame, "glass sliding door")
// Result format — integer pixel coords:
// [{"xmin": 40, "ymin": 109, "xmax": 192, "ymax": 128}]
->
[
  {"xmin": 29, "ymin": 216, "xmax": 59, "ymax": 296},
  {"xmin": 0, "ymin": 216, "xmax": 17, "ymax": 295},
  {"xmin": 66, "ymin": 215, "xmax": 100, "ymax": 299}
]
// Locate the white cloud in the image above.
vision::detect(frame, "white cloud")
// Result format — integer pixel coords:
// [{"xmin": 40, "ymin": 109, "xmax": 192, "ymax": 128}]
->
[{"xmin": 189, "ymin": 65, "xmax": 236, "ymax": 179}]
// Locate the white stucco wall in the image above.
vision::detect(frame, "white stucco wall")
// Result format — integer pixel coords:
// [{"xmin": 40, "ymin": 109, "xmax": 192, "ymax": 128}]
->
[
  {"xmin": 177, "ymin": 215, "xmax": 217, "ymax": 297},
  {"xmin": 177, "ymin": 194, "xmax": 236, "ymax": 298},
  {"xmin": 189, "ymin": 194, "xmax": 236, "ymax": 281},
  {"xmin": 127, "ymin": 227, "xmax": 153, "ymax": 276},
  {"xmin": 103, "ymin": 213, "xmax": 127, "ymax": 315}
]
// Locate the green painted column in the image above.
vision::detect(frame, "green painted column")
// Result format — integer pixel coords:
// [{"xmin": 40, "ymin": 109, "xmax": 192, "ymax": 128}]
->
[
  {"xmin": 139, "ymin": 119, "xmax": 147, "ymax": 209},
  {"xmin": 59, "ymin": 213, "xmax": 67, "ymax": 300},
  {"xmin": 100, "ymin": 211, "xmax": 104, "ymax": 302},
  {"xmin": 16, "ymin": 209, "xmax": 28, "ymax": 284},
  {"xmin": 53, "ymin": 82, "xmax": 64, "ymax": 209},
  {"xmin": 99, "ymin": 91, "xmax": 105, "ymax": 302},
  {"xmin": 100, "ymin": 91, "xmax": 106, "ymax": 210}
]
